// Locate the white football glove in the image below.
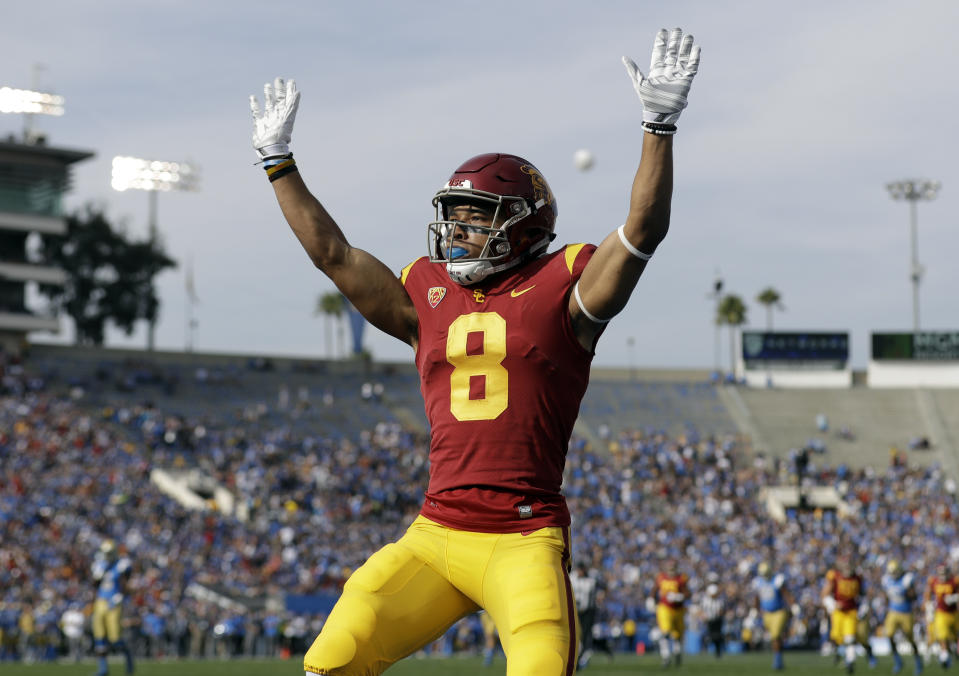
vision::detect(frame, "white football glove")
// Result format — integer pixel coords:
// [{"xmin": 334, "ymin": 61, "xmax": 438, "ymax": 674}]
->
[
  {"xmin": 623, "ymin": 27, "xmax": 700, "ymax": 128},
  {"xmin": 250, "ymin": 77, "xmax": 300, "ymax": 161}
]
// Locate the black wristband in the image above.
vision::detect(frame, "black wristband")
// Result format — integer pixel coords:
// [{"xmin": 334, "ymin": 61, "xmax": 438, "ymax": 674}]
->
[{"xmin": 642, "ymin": 122, "xmax": 678, "ymax": 136}]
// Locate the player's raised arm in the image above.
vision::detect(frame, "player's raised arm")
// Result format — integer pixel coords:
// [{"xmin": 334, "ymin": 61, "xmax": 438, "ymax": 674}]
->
[
  {"xmin": 250, "ymin": 78, "xmax": 419, "ymax": 347},
  {"xmin": 570, "ymin": 29, "xmax": 700, "ymax": 348}
]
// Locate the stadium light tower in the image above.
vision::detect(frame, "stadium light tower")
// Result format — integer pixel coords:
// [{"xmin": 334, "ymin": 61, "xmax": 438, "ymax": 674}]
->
[
  {"xmin": 112, "ymin": 156, "xmax": 200, "ymax": 351},
  {"xmin": 886, "ymin": 179, "xmax": 940, "ymax": 333},
  {"xmin": 0, "ymin": 85, "xmax": 65, "ymax": 141}
]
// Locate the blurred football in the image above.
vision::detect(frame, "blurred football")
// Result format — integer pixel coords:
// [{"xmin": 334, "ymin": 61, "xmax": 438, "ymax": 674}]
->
[{"xmin": 573, "ymin": 148, "xmax": 595, "ymax": 171}]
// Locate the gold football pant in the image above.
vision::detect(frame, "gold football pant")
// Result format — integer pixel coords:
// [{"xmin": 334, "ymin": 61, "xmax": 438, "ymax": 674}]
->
[
  {"xmin": 829, "ymin": 609, "xmax": 859, "ymax": 644},
  {"xmin": 763, "ymin": 609, "xmax": 789, "ymax": 641},
  {"xmin": 932, "ymin": 610, "xmax": 957, "ymax": 642},
  {"xmin": 883, "ymin": 611, "xmax": 914, "ymax": 639},
  {"xmin": 656, "ymin": 605, "xmax": 685, "ymax": 639},
  {"xmin": 304, "ymin": 515, "xmax": 577, "ymax": 675},
  {"xmin": 92, "ymin": 599, "xmax": 123, "ymax": 646}
]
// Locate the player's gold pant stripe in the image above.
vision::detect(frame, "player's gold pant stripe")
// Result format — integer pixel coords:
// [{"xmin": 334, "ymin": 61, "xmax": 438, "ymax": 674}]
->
[{"xmin": 560, "ymin": 526, "xmax": 575, "ymax": 676}]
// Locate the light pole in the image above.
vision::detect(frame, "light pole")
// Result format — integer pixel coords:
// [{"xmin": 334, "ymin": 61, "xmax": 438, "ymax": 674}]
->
[
  {"xmin": 707, "ymin": 270, "xmax": 723, "ymax": 373},
  {"xmin": 111, "ymin": 156, "xmax": 200, "ymax": 351},
  {"xmin": 886, "ymin": 179, "xmax": 940, "ymax": 333}
]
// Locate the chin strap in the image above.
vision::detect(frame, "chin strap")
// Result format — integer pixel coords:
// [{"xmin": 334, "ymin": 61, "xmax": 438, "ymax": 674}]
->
[{"xmin": 446, "ymin": 236, "xmax": 551, "ymax": 285}]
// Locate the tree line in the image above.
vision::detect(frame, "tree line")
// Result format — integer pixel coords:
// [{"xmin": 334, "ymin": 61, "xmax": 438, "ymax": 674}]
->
[{"xmin": 36, "ymin": 204, "xmax": 175, "ymax": 346}]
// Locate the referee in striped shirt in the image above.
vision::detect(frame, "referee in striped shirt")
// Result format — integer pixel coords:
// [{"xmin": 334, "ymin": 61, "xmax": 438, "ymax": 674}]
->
[
  {"xmin": 570, "ymin": 563, "xmax": 599, "ymax": 668},
  {"xmin": 700, "ymin": 583, "xmax": 726, "ymax": 658}
]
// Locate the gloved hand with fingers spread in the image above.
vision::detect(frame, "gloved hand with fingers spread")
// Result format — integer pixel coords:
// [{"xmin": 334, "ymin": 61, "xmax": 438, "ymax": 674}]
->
[
  {"xmin": 250, "ymin": 77, "xmax": 300, "ymax": 162},
  {"xmin": 622, "ymin": 27, "xmax": 700, "ymax": 135}
]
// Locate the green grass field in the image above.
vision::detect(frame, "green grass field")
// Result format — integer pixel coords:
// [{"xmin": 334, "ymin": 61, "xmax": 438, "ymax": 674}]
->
[{"xmin": 0, "ymin": 651, "xmax": 910, "ymax": 676}]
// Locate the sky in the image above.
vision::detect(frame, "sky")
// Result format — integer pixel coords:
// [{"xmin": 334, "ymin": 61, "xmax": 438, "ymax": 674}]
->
[{"xmin": 3, "ymin": 1, "xmax": 957, "ymax": 370}]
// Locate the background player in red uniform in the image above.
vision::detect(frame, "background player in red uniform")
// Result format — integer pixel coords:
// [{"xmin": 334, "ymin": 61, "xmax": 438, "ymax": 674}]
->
[
  {"xmin": 654, "ymin": 558, "xmax": 689, "ymax": 668},
  {"xmin": 823, "ymin": 553, "xmax": 875, "ymax": 674},
  {"xmin": 250, "ymin": 27, "xmax": 700, "ymax": 676},
  {"xmin": 924, "ymin": 562, "xmax": 959, "ymax": 670}
]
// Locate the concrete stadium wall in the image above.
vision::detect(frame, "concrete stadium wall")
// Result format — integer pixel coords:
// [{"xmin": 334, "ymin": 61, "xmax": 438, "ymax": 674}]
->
[
  {"xmin": 868, "ymin": 361, "xmax": 959, "ymax": 387},
  {"xmin": 742, "ymin": 368, "xmax": 852, "ymax": 388}
]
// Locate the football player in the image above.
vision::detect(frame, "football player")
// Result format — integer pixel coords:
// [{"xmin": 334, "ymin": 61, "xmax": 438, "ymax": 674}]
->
[
  {"xmin": 924, "ymin": 562, "xmax": 958, "ymax": 670},
  {"xmin": 654, "ymin": 558, "xmax": 688, "ymax": 668},
  {"xmin": 752, "ymin": 561, "xmax": 794, "ymax": 670},
  {"xmin": 881, "ymin": 560, "xmax": 923, "ymax": 675},
  {"xmin": 250, "ymin": 26, "xmax": 700, "ymax": 676},
  {"xmin": 823, "ymin": 553, "xmax": 876, "ymax": 674},
  {"xmin": 91, "ymin": 540, "xmax": 134, "ymax": 676}
]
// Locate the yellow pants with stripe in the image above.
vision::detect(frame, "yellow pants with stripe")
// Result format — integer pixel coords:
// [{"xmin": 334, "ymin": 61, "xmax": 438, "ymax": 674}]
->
[{"xmin": 304, "ymin": 515, "xmax": 577, "ymax": 676}]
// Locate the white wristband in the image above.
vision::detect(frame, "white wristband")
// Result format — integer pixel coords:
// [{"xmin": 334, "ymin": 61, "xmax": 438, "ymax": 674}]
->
[
  {"xmin": 573, "ymin": 281, "xmax": 612, "ymax": 324},
  {"xmin": 618, "ymin": 224, "xmax": 653, "ymax": 261}
]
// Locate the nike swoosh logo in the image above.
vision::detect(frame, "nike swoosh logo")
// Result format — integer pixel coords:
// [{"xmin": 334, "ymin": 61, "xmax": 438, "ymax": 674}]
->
[{"xmin": 510, "ymin": 285, "xmax": 536, "ymax": 297}]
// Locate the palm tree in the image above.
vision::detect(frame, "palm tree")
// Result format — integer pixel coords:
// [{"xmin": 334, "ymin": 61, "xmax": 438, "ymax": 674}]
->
[
  {"xmin": 315, "ymin": 291, "xmax": 345, "ymax": 358},
  {"xmin": 716, "ymin": 294, "xmax": 748, "ymax": 374},
  {"xmin": 756, "ymin": 287, "xmax": 785, "ymax": 331}
]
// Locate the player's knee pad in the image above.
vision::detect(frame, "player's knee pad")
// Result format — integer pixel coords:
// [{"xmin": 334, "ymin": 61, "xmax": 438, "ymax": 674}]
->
[
  {"xmin": 507, "ymin": 622, "xmax": 568, "ymax": 676},
  {"xmin": 304, "ymin": 626, "xmax": 359, "ymax": 675},
  {"xmin": 305, "ymin": 542, "xmax": 416, "ymax": 674},
  {"xmin": 505, "ymin": 645, "xmax": 565, "ymax": 676},
  {"xmin": 304, "ymin": 589, "xmax": 382, "ymax": 670}
]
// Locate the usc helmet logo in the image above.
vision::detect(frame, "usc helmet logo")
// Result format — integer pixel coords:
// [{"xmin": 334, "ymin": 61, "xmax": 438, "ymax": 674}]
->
[{"xmin": 520, "ymin": 164, "xmax": 554, "ymax": 206}]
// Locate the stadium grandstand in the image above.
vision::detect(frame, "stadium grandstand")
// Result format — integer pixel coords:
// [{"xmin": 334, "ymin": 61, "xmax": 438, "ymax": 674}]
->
[{"xmin": 2, "ymin": 343, "xmax": 958, "ymax": 665}]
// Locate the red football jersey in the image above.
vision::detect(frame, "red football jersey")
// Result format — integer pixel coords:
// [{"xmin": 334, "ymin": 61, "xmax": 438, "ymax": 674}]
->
[
  {"xmin": 826, "ymin": 569, "xmax": 863, "ymax": 611},
  {"xmin": 400, "ymin": 244, "xmax": 596, "ymax": 533},
  {"xmin": 656, "ymin": 573, "xmax": 689, "ymax": 609},
  {"xmin": 929, "ymin": 575, "xmax": 959, "ymax": 612}
]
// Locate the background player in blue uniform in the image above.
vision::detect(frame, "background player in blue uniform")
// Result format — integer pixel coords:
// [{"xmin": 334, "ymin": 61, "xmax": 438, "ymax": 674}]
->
[
  {"xmin": 752, "ymin": 561, "xmax": 794, "ymax": 670},
  {"xmin": 882, "ymin": 560, "xmax": 923, "ymax": 675},
  {"xmin": 91, "ymin": 540, "xmax": 134, "ymax": 676}
]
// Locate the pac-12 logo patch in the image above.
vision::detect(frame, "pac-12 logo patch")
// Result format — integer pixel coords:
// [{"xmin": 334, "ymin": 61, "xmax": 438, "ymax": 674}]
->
[{"xmin": 427, "ymin": 286, "xmax": 447, "ymax": 308}]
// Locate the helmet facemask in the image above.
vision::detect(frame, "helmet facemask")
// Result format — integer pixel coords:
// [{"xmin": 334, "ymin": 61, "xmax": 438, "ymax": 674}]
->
[{"xmin": 428, "ymin": 185, "xmax": 549, "ymax": 285}]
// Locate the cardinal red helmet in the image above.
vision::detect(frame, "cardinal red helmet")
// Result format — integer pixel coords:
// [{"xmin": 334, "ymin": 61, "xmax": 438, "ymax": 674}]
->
[{"xmin": 428, "ymin": 153, "xmax": 557, "ymax": 285}]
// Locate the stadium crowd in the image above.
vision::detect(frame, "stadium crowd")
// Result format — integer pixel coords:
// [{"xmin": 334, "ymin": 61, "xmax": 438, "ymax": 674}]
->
[{"xmin": 1, "ymin": 350, "xmax": 957, "ymax": 663}]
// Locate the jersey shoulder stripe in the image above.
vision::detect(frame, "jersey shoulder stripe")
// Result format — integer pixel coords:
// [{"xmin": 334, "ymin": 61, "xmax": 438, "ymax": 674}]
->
[
  {"xmin": 564, "ymin": 243, "xmax": 590, "ymax": 277},
  {"xmin": 563, "ymin": 243, "xmax": 597, "ymax": 281},
  {"xmin": 400, "ymin": 257, "xmax": 428, "ymax": 286}
]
